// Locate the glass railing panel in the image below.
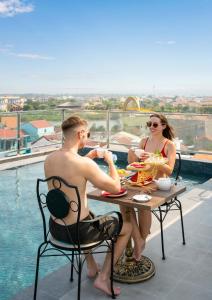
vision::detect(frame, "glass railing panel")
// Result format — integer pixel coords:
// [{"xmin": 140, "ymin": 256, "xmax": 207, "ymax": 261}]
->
[
  {"xmin": 109, "ymin": 111, "xmax": 149, "ymax": 149},
  {"xmin": 20, "ymin": 110, "xmax": 63, "ymax": 154},
  {"xmin": 64, "ymin": 110, "xmax": 108, "ymax": 147},
  {"xmin": 0, "ymin": 110, "xmax": 211, "ymax": 160},
  {"xmin": 109, "ymin": 112, "xmax": 212, "ymax": 156},
  {"xmin": 0, "ymin": 112, "xmax": 19, "ymax": 158},
  {"xmin": 167, "ymin": 114, "xmax": 212, "ymax": 154}
]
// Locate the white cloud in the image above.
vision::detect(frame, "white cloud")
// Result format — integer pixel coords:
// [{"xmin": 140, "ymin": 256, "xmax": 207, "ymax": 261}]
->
[
  {"xmin": 0, "ymin": 44, "xmax": 55, "ymax": 60},
  {"xmin": 13, "ymin": 52, "xmax": 55, "ymax": 60},
  {"xmin": 156, "ymin": 40, "xmax": 176, "ymax": 45},
  {"xmin": 167, "ymin": 41, "xmax": 176, "ymax": 45},
  {"xmin": 0, "ymin": 0, "xmax": 34, "ymax": 17}
]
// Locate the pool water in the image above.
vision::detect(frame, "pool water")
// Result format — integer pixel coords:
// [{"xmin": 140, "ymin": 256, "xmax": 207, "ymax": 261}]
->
[{"xmin": 0, "ymin": 162, "xmax": 209, "ymax": 300}]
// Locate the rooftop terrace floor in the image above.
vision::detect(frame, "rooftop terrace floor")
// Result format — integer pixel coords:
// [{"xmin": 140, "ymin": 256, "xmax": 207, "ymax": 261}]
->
[{"xmin": 10, "ymin": 178, "xmax": 212, "ymax": 300}]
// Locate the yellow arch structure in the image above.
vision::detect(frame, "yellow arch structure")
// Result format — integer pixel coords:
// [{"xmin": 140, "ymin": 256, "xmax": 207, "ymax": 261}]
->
[
  {"xmin": 123, "ymin": 96, "xmax": 140, "ymax": 111},
  {"xmin": 123, "ymin": 96, "xmax": 152, "ymax": 112}
]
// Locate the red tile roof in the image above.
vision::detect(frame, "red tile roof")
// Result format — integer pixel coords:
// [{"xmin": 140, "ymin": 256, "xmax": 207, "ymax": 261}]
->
[
  {"xmin": 1, "ymin": 116, "xmax": 17, "ymax": 129},
  {"xmin": 110, "ymin": 131, "xmax": 140, "ymax": 145},
  {"xmin": 0, "ymin": 129, "xmax": 26, "ymax": 139},
  {"xmin": 86, "ymin": 140, "xmax": 101, "ymax": 147},
  {"xmin": 30, "ymin": 120, "xmax": 52, "ymax": 128}
]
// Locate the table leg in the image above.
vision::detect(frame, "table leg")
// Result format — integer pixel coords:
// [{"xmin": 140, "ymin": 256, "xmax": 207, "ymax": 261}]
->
[{"xmin": 113, "ymin": 207, "xmax": 155, "ymax": 283}]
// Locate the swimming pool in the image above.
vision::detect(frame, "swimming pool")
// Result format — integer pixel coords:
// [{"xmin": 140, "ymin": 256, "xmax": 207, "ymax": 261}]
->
[{"xmin": 0, "ymin": 161, "xmax": 210, "ymax": 300}]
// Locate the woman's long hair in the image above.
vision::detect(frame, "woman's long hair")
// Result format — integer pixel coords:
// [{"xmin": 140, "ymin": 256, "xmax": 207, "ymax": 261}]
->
[{"xmin": 150, "ymin": 113, "xmax": 175, "ymax": 140}]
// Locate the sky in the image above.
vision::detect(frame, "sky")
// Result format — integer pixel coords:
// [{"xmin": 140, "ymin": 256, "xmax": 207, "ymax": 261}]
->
[{"xmin": 0, "ymin": 0, "xmax": 212, "ymax": 95}]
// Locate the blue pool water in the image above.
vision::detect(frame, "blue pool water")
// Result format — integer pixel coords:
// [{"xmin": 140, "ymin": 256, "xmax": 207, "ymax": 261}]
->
[{"xmin": 0, "ymin": 162, "xmax": 210, "ymax": 300}]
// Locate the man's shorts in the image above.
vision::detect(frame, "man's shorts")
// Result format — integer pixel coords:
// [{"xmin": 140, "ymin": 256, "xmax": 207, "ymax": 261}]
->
[{"xmin": 49, "ymin": 211, "xmax": 122, "ymax": 244}]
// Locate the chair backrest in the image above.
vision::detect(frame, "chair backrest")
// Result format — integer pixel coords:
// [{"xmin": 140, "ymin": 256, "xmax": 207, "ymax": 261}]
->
[
  {"xmin": 175, "ymin": 152, "xmax": 182, "ymax": 181},
  {"xmin": 36, "ymin": 176, "xmax": 81, "ymax": 246}
]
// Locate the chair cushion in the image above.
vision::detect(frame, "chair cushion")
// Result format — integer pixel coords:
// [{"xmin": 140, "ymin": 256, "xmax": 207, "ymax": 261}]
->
[{"xmin": 46, "ymin": 189, "xmax": 70, "ymax": 219}]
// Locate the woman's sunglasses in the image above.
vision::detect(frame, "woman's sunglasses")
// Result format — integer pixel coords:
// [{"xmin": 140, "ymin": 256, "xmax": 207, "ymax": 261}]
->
[{"xmin": 146, "ymin": 121, "xmax": 160, "ymax": 128}]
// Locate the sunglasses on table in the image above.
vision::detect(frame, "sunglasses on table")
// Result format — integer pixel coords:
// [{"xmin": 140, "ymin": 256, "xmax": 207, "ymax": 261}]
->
[{"xmin": 146, "ymin": 121, "xmax": 160, "ymax": 128}]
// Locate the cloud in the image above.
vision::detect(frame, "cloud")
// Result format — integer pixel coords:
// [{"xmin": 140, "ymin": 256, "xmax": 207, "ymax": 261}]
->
[
  {"xmin": 0, "ymin": 0, "xmax": 34, "ymax": 17},
  {"xmin": 0, "ymin": 45, "xmax": 55, "ymax": 60},
  {"xmin": 156, "ymin": 40, "xmax": 176, "ymax": 45},
  {"xmin": 12, "ymin": 52, "xmax": 55, "ymax": 60}
]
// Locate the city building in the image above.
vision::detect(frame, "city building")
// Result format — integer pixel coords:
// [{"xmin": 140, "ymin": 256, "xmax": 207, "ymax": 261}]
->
[
  {"xmin": 0, "ymin": 128, "xmax": 30, "ymax": 155},
  {"xmin": 21, "ymin": 120, "xmax": 55, "ymax": 142}
]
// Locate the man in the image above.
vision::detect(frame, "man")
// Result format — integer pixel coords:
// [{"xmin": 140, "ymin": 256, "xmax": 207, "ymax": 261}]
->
[{"xmin": 44, "ymin": 115, "xmax": 132, "ymax": 296}]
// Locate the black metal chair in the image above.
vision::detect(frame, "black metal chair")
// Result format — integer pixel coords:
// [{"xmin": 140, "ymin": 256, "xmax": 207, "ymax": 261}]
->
[
  {"xmin": 152, "ymin": 152, "xmax": 186, "ymax": 260},
  {"xmin": 34, "ymin": 176, "xmax": 122, "ymax": 300}
]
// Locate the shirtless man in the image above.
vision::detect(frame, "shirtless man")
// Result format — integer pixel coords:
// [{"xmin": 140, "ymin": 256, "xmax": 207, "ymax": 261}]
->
[{"xmin": 44, "ymin": 116, "xmax": 132, "ymax": 297}]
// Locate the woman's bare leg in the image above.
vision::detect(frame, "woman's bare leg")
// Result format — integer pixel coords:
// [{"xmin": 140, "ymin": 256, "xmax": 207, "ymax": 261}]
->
[
  {"xmin": 138, "ymin": 209, "xmax": 152, "ymax": 241},
  {"xmin": 120, "ymin": 207, "xmax": 145, "ymax": 260}
]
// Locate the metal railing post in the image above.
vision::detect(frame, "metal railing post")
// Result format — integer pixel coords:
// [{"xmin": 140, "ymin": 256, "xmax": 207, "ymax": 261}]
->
[
  {"xmin": 106, "ymin": 110, "xmax": 110, "ymax": 148},
  {"xmin": 17, "ymin": 112, "xmax": 21, "ymax": 155},
  {"xmin": 61, "ymin": 109, "xmax": 65, "ymax": 145}
]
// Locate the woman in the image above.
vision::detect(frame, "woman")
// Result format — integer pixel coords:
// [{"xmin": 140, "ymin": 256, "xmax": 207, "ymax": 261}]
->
[{"xmin": 127, "ymin": 113, "xmax": 176, "ymax": 260}]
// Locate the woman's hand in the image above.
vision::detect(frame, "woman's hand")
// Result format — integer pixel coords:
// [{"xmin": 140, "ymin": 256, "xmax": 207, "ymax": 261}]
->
[
  {"xmin": 139, "ymin": 152, "xmax": 150, "ymax": 161},
  {"xmin": 128, "ymin": 147, "xmax": 150, "ymax": 162},
  {"xmin": 128, "ymin": 148, "xmax": 138, "ymax": 163}
]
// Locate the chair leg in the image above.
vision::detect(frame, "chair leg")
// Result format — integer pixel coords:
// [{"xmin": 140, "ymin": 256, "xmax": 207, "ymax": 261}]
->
[
  {"xmin": 70, "ymin": 251, "xmax": 74, "ymax": 282},
  {"xmin": 33, "ymin": 243, "xmax": 44, "ymax": 300},
  {"xmin": 159, "ymin": 207, "xmax": 166, "ymax": 260},
  {"xmin": 77, "ymin": 257, "xmax": 82, "ymax": 300},
  {"xmin": 110, "ymin": 240, "xmax": 116, "ymax": 299},
  {"xmin": 175, "ymin": 198, "xmax": 186, "ymax": 245}
]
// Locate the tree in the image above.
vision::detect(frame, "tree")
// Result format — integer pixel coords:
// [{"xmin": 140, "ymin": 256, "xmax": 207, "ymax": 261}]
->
[
  {"xmin": 111, "ymin": 124, "xmax": 120, "ymax": 132},
  {"xmin": 90, "ymin": 123, "xmax": 97, "ymax": 131}
]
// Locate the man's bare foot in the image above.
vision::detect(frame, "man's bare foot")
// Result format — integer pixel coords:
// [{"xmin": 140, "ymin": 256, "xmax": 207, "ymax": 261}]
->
[
  {"xmin": 94, "ymin": 274, "xmax": 121, "ymax": 296},
  {"xmin": 133, "ymin": 239, "xmax": 145, "ymax": 261},
  {"xmin": 87, "ymin": 263, "xmax": 101, "ymax": 279}
]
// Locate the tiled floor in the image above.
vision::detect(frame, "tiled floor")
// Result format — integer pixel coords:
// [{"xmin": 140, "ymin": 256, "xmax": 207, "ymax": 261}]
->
[{"xmin": 11, "ymin": 179, "xmax": 212, "ymax": 300}]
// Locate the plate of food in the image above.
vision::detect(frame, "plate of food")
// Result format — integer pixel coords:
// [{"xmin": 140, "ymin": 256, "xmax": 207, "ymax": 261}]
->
[
  {"xmin": 101, "ymin": 188, "xmax": 127, "ymax": 198},
  {"xmin": 142, "ymin": 178, "xmax": 154, "ymax": 186},
  {"xmin": 126, "ymin": 162, "xmax": 150, "ymax": 171},
  {"xmin": 128, "ymin": 173, "xmax": 153, "ymax": 186},
  {"xmin": 132, "ymin": 194, "xmax": 152, "ymax": 202},
  {"xmin": 117, "ymin": 169, "xmax": 134, "ymax": 178}
]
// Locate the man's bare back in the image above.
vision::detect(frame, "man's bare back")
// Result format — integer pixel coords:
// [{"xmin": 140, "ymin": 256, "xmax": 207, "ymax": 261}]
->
[{"xmin": 45, "ymin": 149, "xmax": 90, "ymax": 225}]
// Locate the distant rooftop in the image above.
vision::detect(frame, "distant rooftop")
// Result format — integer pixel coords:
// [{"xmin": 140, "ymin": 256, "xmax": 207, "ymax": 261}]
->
[
  {"xmin": 0, "ymin": 128, "xmax": 26, "ymax": 139},
  {"xmin": 30, "ymin": 120, "xmax": 53, "ymax": 128}
]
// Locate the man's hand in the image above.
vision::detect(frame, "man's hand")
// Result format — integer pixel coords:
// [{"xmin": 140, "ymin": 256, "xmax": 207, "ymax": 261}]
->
[
  {"xmin": 86, "ymin": 149, "xmax": 98, "ymax": 160},
  {"xmin": 103, "ymin": 150, "xmax": 114, "ymax": 165}
]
